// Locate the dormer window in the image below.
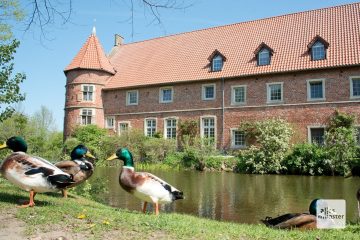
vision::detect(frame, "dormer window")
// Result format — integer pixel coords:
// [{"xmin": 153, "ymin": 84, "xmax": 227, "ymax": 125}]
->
[
  {"xmin": 208, "ymin": 49, "xmax": 226, "ymax": 72},
  {"xmin": 258, "ymin": 48, "xmax": 270, "ymax": 66},
  {"xmin": 254, "ymin": 43, "xmax": 274, "ymax": 66},
  {"xmin": 308, "ymin": 36, "xmax": 329, "ymax": 61},
  {"xmin": 311, "ymin": 41, "xmax": 325, "ymax": 60},
  {"xmin": 212, "ymin": 55, "xmax": 223, "ymax": 72}
]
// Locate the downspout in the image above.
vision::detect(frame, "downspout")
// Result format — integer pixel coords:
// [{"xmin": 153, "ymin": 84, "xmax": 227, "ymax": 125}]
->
[{"xmin": 221, "ymin": 77, "xmax": 225, "ymax": 153}]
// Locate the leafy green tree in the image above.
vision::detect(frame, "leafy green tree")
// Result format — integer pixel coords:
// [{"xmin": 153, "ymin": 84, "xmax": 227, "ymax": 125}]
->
[
  {"xmin": 0, "ymin": 39, "xmax": 26, "ymax": 121},
  {"xmin": 0, "ymin": 0, "xmax": 24, "ymax": 40},
  {"xmin": 325, "ymin": 111, "xmax": 358, "ymax": 175}
]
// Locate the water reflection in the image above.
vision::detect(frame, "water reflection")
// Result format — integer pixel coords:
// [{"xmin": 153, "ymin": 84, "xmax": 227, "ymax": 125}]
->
[{"xmin": 88, "ymin": 167, "xmax": 360, "ymax": 224}]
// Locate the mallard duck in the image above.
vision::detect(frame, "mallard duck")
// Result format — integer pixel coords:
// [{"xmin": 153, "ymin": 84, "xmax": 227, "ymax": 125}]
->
[
  {"xmin": 261, "ymin": 199, "xmax": 318, "ymax": 229},
  {"xmin": 107, "ymin": 148, "xmax": 184, "ymax": 215},
  {"xmin": 55, "ymin": 144, "xmax": 96, "ymax": 198},
  {"xmin": 0, "ymin": 136, "xmax": 75, "ymax": 207}
]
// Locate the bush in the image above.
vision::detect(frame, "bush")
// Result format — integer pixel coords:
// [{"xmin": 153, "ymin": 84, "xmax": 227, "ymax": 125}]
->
[
  {"xmin": 140, "ymin": 137, "xmax": 177, "ymax": 163},
  {"xmin": 283, "ymin": 143, "xmax": 331, "ymax": 175},
  {"xmin": 237, "ymin": 118, "xmax": 293, "ymax": 174}
]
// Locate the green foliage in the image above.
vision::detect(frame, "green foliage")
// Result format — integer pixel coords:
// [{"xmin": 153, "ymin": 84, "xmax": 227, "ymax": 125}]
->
[
  {"xmin": 283, "ymin": 143, "xmax": 331, "ymax": 175},
  {"xmin": 237, "ymin": 118, "xmax": 293, "ymax": 174},
  {"xmin": 0, "ymin": 0, "xmax": 24, "ymax": 40},
  {"xmin": 72, "ymin": 177, "xmax": 109, "ymax": 203},
  {"xmin": 0, "ymin": 39, "xmax": 26, "ymax": 121},
  {"xmin": 140, "ymin": 137, "xmax": 176, "ymax": 163},
  {"xmin": 325, "ymin": 111, "xmax": 358, "ymax": 175}
]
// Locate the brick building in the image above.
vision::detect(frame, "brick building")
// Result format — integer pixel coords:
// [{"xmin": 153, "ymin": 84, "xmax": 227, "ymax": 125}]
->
[{"xmin": 64, "ymin": 3, "xmax": 360, "ymax": 149}]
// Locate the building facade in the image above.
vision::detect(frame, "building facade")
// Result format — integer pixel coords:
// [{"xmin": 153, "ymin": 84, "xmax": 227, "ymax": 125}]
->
[{"xmin": 64, "ymin": 3, "xmax": 360, "ymax": 149}]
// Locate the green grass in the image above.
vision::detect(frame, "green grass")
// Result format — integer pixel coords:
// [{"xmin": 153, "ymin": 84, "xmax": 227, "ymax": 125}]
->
[{"xmin": 0, "ymin": 178, "xmax": 359, "ymax": 239}]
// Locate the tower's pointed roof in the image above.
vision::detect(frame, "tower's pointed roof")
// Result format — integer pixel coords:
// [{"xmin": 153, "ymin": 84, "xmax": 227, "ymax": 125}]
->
[{"xmin": 64, "ymin": 28, "xmax": 115, "ymax": 74}]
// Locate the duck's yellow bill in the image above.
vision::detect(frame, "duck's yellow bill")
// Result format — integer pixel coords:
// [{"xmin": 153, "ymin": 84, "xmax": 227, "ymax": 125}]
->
[
  {"xmin": 86, "ymin": 152, "xmax": 96, "ymax": 159},
  {"xmin": 0, "ymin": 142, "xmax": 8, "ymax": 150},
  {"xmin": 106, "ymin": 153, "xmax": 118, "ymax": 161}
]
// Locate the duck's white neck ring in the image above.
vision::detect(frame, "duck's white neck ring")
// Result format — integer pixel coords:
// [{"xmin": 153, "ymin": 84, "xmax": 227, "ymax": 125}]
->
[{"xmin": 123, "ymin": 166, "xmax": 134, "ymax": 170}]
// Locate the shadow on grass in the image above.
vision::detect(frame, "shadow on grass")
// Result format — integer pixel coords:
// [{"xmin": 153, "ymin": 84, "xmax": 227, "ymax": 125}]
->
[{"xmin": 0, "ymin": 191, "xmax": 51, "ymax": 207}]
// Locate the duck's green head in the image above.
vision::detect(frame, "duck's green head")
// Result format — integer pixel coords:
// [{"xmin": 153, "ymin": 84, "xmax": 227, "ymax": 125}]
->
[
  {"xmin": 106, "ymin": 148, "xmax": 134, "ymax": 167},
  {"xmin": 0, "ymin": 136, "xmax": 27, "ymax": 153},
  {"xmin": 70, "ymin": 144, "xmax": 96, "ymax": 160},
  {"xmin": 309, "ymin": 198, "xmax": 319, "ymax": 215}
]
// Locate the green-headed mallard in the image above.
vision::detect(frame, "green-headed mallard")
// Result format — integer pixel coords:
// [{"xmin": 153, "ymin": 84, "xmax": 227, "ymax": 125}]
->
[
  {"xmin": 55, "ymin": 144, "xmax": 96, "ymax": 198},
  {"xmin": 0, "ymin": 136, "xmax": 75, "ymax": 207},
  {"xmin": 107, "ymin": 148, "xmax": 184, "ymax": 215},
  {"xmin": 261, "ymin": 199, "xmax": 318, "ymax": 229}
]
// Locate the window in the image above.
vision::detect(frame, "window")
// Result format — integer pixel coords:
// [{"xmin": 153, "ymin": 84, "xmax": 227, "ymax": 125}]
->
[
  {"xmin": 126, "ymin": 90, "xmax": 138, "ymax": 105},
  {"xmin": 82, "ymin": 85, "xmax": 94, "ymax": 101},
  {"xmin": 160, "ymin": 87, "xmax": 173, "ymax": 103},
  {"xmin": 307, "ymin": 79, "xmax": 325, "ymax": 101},
  {"xmin": 311, "ymin": 41, "xmax": 326, "ymax": 60},
  {"xmin": 350, "ymin": 77, "xmax": 360, "ymax": 99},
  {"xmin": 202, "ymin": 84, "xmax": 216, "ymax": 100},
  {"xmin": 258, "ymin": 48, "xmax": 270, "ymax": 66},
  {"xmin": 118, "ymin": 122, "xmax": 130, "ymax": 135},
  {"xmin": 231, "ymin": 129, "xmax": 246, "ymax": 148},
  {"xmin": 201, "ymin": 117, "xmax": 216, "ymax": 139},
  {"xmin": 267, "ymin": 82, "xmax": 283, "ymax": 103},
  {"xmin": 308, "ymin": 127, "xmax": 325, "ymax": 145},
  {"xmin": 231, "ymin": 85, "xmax": 246, "ymax": 105},
  {"xmin": 164, "ymin": 118, "xmax": 177, "ymax": 139},
  {"xmin": 105, "ymin": 117, "xmax": 115, "ymax": 129},
  {"xmin": 145, "ymin": 118, "xmax": 157, "ymax": 137},
  {"xmin": 212, "ymin": 55, "xmax": 223, "ymax": 72},
  {"xmin": 80, "ymin": 109, "xmax": 93, "ymax": 125}
]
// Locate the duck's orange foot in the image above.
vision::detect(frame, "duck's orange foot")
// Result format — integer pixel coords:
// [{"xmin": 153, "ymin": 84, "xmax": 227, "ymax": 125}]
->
[{"xmin": 17, "ymin": 199, "xmax": 35, "ymax": 208}]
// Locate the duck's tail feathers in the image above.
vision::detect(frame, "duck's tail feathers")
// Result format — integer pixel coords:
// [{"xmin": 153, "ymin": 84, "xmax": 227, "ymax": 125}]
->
[{"xmin": 48, "ymin": 174, "xmax": 75, "ymax": 189}]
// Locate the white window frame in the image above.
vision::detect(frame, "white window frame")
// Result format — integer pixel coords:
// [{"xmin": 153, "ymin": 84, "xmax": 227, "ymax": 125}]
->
[
  {"xmin": 231, "ymin": 85, "xmax": 247, "ymax": 105},
  {"xmin": 118, "ymin": 121, "xmax": 131, "ymax": 136},
  {"xmin": 266, "ymin": 82, "xmax": 283, "ymax": 104},
  {"xmin": 105, "ymin": 116, "xmax": 115, "ymax": 129},
  {"xmin": 307, "ymin": 79, "xmax": 326, "ymax": 101},
  {"xmin": 126, "ymin": 90, "xmax": 139, "ymax": 105},
  {"xmin": 79, "ymin": 108, "xmax": 95, "ymax": 125},
  {"xmin": 200, "ymin": 116, "xmax": 217, "ymax": 144},
  {"xmin": 202, "ymin": 84, "xmax": 216, "ymax": 100},
  {"xmin": 144, "ymin": 118, "xmax": 157, "ymax": 137},
  {"xmin": 212, "ymin": 55, "xmax": 223, "ymax": 72},
  {"xmin": 163, "ymin": 117, "xmax": 178, "ymax": 139},
  {"xmin": 81, "ymin": 84, "xmax": 95, "ymax": 102},
  {"xmin": 350, "ymin": 76, "xmax": 360, "ymax": 99},
  {"xmin": 230, "ymin": 128, "xmax": 246, "ymax": 149},
  {"xmin": 159, "ymin": 87, "xmax": 173, "ymax": 103},
  {"xmin": 307, "ymin": 126, "xmax": 326, "ymax": 145}
]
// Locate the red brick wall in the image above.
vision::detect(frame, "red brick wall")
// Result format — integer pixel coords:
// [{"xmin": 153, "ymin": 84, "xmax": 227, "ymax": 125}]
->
[
  {"xmin": 64, "ymin": 69, "xmax": 112, "ymax": 137},
  {"xmin": 67, "ymin": 67, "xmax": 360, "ymax": 149}
]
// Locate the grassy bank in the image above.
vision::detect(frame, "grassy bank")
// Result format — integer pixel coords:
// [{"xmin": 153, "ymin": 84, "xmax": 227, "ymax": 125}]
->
[{"xmin": 0, "ymin": 178, "xmax": 359, "ymax": 240}]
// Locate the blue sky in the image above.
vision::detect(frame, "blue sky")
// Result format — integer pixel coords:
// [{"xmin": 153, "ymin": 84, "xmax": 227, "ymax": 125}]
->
[{"xmin": 12, "ymin": 0, "xmax": 357, "ymax": 130}]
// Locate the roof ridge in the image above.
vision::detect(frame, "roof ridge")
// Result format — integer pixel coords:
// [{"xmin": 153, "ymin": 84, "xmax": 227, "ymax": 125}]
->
[
  {"xmin": 121, "ymin": 2, "xmax": 359, "ymax": 47},
  {"xmin": 93, "ymin": 35, "xmax": 103, "ymax": 71},
  {"xmin": 78, "ymin": 35, "xmax": 92, "ymax": 68}
]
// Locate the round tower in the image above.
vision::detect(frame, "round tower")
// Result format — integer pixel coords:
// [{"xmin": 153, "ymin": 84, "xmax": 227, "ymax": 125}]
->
[{"xmin": 63, "ymin": 27, "xmax": 115, "ymax": 138}]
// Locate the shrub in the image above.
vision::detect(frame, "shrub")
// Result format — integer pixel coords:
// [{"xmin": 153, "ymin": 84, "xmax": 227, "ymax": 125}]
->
[
  {"xmin": 283, "ymin": 143, "xmax": 331, "ymax": 175},
  {"xmin": 140, "ymin": 137, "xmax": 177, "ymax": 163},
  {"xmin": 237, "ymin": 118, "xmax": 293, "ymax": 174}
]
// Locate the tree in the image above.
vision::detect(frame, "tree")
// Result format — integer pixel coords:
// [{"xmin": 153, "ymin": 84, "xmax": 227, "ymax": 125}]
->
[
  {"xmin": 0, "ymin": 39, "xmax": 26, "ymax": 121},
  {"xmin": 0, "ymin": 0, "xmax": 24, "ymax": 40}
]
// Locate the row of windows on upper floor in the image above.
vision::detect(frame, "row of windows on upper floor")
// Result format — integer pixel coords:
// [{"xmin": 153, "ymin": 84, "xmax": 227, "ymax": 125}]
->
[
  {"xmin": 80, "ymin": 77, "xmax": 360, "ymax": 105},
  {"xmin": 80, "ymin": 111, "xmax": 360, "ymax": 149},
  {"xmin": 210, "ymin": 37, "xmax": 329, "ymax": 71}
]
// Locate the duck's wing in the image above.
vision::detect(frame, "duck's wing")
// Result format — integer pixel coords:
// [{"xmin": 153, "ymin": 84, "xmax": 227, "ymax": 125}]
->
[
  {"xmin": 140, "ymin": 172, "xmax": 181, "ymax": 192},
  {"xmin": 55, "ymin": 161, "xmax": 81, "ymax": 175},
  {"xmin": 262, "ymin": 213, "xmax": 316, "ymax": 229}
]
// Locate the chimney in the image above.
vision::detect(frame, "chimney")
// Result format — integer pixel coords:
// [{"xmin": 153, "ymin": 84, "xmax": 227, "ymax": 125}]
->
[{"xmin": 114, "ymin": 34, "xmax": 124, "ymax": 46}]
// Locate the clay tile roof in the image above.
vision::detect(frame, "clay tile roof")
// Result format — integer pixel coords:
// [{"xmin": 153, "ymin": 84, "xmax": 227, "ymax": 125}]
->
[
  {"xmin": 65, "ymin": 31, "xmax": 115, "ymax": 74},
  {"xmin": 105, "ymin": 3, "xmax": 360, "ymax": 89}
]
